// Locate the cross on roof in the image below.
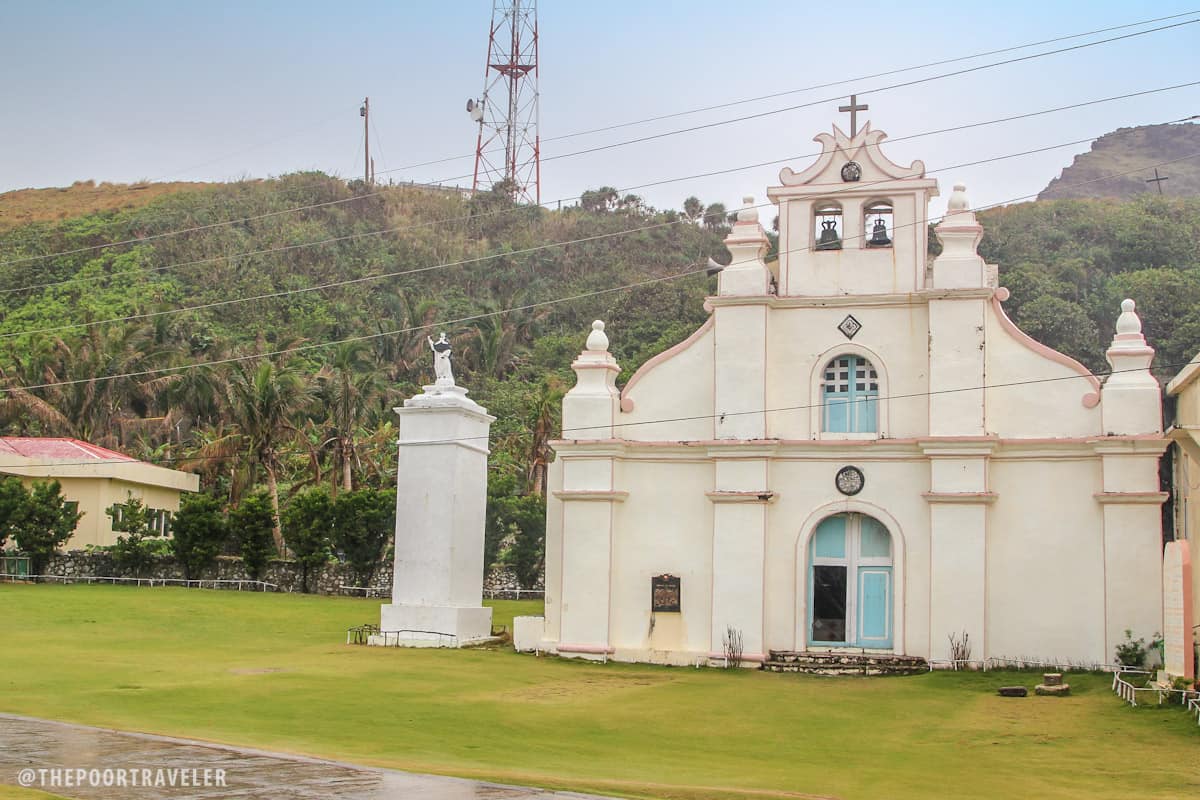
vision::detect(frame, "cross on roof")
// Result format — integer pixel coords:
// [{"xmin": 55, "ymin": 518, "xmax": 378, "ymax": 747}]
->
[
  {"xmin": 838, "ymin": 95, "xmax": 869, "ymax": 137},
  {"xmin": 1146, "ymin": 168, "xmax": 1170, "ymax": 195}
]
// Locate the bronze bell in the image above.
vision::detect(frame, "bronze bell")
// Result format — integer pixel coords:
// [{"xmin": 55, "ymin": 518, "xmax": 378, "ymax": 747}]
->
[
  {"xmin": 868, "ymin": 217, "xmax": 891, "ymax": 247},
  {"xmin": 816, "ymin": 219, "xmax": 842, "ymax": 251}
]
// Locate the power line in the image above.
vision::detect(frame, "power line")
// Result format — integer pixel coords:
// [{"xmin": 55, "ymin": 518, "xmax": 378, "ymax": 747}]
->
[
  {"xmin": 2, "ymin": 151, "xmax": 1196, "ymax": 395},
  {"xmin": 4, "ymin": 12, "xmax": 1195, "ymax": 269},
  {"xmin": 2, "ymin": 84, "xmax": 1194, "ymax": 298},
  {"xmin": 5, "ymin": 354, "xmax": 1193, "ymax": 470},
  {"xmin": 145, "ymin": 107, "xmax": 352, "ymax": 184},
  {"xmin": 4, "ymin": 121, "xmax": 1195, "ymax": 341},
  {"xmin": 382, "ymin": 10, "xmax": 1200, "ymax": 174},
  {"xmin": 387, "ymin": 17, "xmax": 1200, "ymax": 183}
]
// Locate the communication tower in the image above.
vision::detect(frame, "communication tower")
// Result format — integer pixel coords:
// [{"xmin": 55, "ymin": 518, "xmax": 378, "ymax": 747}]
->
[{"xmin": 467, "ymin": 1, "xmax": 540, "ymax": 203}]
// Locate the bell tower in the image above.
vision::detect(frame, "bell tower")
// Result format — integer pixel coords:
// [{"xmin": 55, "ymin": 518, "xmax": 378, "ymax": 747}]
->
[{"xmin": 766, "ymin": 120, "xmax": 938, "ymax": 297}]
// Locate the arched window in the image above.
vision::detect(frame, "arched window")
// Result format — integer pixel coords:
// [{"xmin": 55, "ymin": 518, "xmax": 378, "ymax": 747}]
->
[
  {"xmin": 822, "ymin": 355, "xmax": 878, "ymax": 432},
  {"xmin": 813, "ymin": 202, "xmax": 842, "ymax": 251},
  {"xmin": 864, "ymin": 200, "xmax": 893, "ymax": 248}
]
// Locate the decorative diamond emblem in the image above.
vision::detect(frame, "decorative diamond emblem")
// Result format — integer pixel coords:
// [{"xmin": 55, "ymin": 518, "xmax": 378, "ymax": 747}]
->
[{"xmin": 837, "ymin": 314, "xmax": 862, "ymax": 340}]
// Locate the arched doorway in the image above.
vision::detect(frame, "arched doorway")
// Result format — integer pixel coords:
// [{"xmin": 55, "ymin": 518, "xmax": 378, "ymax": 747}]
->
[{"xmin": 808, "ymin": 513, "xmax": 893, "ymax": 649}]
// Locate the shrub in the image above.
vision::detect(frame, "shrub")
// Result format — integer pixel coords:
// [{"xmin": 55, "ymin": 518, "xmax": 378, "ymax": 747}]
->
[
  {"xmin": 12, "ymin": 480, "xmax": 83, "ymax": 574},
  {"xmin": 1115, "ymin": 629, "xmax": 1148, "ymax": 668},
  {"xmin": 171, "ymin": 494, "xmax": 228, "ymax": 580},
  {"xmin": 0, "ymin": 476, "xmax": 31, "ymax": 551},
  {"xmin": 332, "ymin": 488, "xmax": 394, "ymax": 588},
  {"xmin": 230, "ymin": 492, "xmax": 275, "ymax": 581},
  {"xmin": 107, "ymin": 495, "xmax": 169, "ymax": 577},
  {"xmin": 282, "ymin": 488, "xmax": 334, "ymax": 593}
]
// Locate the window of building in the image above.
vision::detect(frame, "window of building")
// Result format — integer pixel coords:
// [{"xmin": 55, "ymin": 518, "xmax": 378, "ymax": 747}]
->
[
  {"xmin": 813, "ymin": 202, "xmax": 843, "ymax": 251},
  {"xmin": 822, "ymin": 355, "xmax": 879, "ymax": 433}
]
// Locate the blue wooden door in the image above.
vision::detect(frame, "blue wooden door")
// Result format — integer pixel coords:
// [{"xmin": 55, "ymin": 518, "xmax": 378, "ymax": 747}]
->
[{"xmin": 856, "ymin": 567, "xmax": 892, "ymax": 648}]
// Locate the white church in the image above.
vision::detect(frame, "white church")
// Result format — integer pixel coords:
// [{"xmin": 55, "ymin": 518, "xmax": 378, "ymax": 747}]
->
[{"xmin": 533, "ymin": 117, "xmax": 1168, "ymax": 668}]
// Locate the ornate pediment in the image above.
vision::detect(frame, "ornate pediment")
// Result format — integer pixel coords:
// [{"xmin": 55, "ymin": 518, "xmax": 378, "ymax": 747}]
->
[{"xmin": 776, "ymin": 124, "xmax": 926, "ymax": 188}]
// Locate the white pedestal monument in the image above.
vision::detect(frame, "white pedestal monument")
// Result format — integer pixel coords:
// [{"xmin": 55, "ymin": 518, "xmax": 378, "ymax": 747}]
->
[{"xmin": 372, "ymin": 333, "xmax": 494, "ymax": 647}]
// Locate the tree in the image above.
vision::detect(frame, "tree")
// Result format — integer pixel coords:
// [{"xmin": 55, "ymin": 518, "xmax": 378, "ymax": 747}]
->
[
  {"xmin": 1014, "ymin": 296, "xmax": 1103, "ymax": 372},
  {"xmin": 0, "ymin": 476, "xmax": 30, "ymax": 551},
  {"xmin": 12, "ymin": 480, "xmax": 82, "ymax": 575},
  {"xmin": 171, "ymin": 494, "xmax": 228, "ymax": 580},
  {"xmin": 108, "ymin": 495, "xmax": 168, "ymax": 578},
  {"xmin": 682, "ymin": 196, "xmax": 704, "ymax": 222},
  {"xmin": 315, "ymin": 341, "xmax": 382, "ymax": 495},
  {"xmin": 230, "ymin": 491, "xmax": 275, "ymax": 581},
  {"xmin": 525, "ymin": 377, "xmax": 563, "ymax": 496},
  {"xmin": 225, "ymin": 358, "xmax": 313, "ymax": 552},
  {"xmin": 580, "ymin": 186, "xmax": 618, "ymax": 213},
  {"xmin": 332, "ymin": 488, "xmax": 395, "ymax": 588},
  {"xmin": 703, "ymin": 202, "xmax": 729, "ymax": 234},
  {"xmin": 485, "ymin": 475, "xmax": 545, "ymax": 589},
  {"xmin": 282, "ymin": 488, "xmax": 334, "ymax": 592},
  {"xmin": 494, "ymin": 493, "xmax": 545, "ymax": 589}
]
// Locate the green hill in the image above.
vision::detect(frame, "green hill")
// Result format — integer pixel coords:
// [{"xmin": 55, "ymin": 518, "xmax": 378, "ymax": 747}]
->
[
  {"xmin": 1039, "ymin": 122, "xmax": 1200, "ymax": 200},
  {"xmin": 0, "ymin": 175, "xmax": 1198, "ymax": 521}
]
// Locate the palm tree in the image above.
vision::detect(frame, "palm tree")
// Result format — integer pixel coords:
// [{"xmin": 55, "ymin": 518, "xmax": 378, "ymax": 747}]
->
[
  {"xmin": 314, "ymin": 341, "xmax": 381, "ymax": 495},
  {"xmin": 224, "ymin": 358, "xmax": 313, "ymax": 552},
  {"xmin": 526, "ymin": 377, "xmax": 564, "ymax": 496},
  {"xmin": 0, "ymin": 324, "xmax": 172, "ymax": 449}
]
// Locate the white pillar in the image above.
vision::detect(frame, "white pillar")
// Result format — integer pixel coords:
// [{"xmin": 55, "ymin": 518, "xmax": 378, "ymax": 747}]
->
[
  {"xmin": 707, "ymin": 454, "xmax": 771, "ymax": 664},
  {"xmin": 376, "ymin": 381, "xmax": 494, "ymax": 646},
  {"xmin": 1096, "ymin": 299, "xmax": 1167, "ymax": 660},
  {"xmin": 555, "ymin": 321, "xmax": 623, "ymax": 659},
  {"xmin": 923, "ymin": 442, "xmax": 995, "ymax": 662}
]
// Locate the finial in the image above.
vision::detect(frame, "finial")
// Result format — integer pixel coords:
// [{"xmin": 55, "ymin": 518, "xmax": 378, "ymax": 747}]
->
[
  {"xmin": 947, "ymin": 184, "xmax": 970, "ymax": 214},
  {"xmin": 1115, "ymin": 298, "xmax": 1142, "ymax": 336},
  {"xmin": 586, "ymin": 320, "xmax": 609, "ymax": 352},
  {"xmin": 736, "ymin": 196, "xmax": 759, "ymax": 224}
]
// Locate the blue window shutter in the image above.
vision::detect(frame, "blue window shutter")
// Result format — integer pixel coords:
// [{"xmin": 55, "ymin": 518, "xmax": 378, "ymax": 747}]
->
[{"xmin": 823, "ymin": 355, "xmax": 878, "ymax": 433}]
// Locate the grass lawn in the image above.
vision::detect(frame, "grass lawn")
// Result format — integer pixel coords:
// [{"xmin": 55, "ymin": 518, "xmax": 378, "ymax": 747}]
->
[
  {"xmin": 0, "ymin": 789, "xmax": 69, "ymax": 800},
  {"xmin": 0, "ymin": 585, "xmax": 1196, "ymax": 800}
]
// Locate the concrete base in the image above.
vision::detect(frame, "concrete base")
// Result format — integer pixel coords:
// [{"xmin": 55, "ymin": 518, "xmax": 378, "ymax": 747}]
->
[
  {"xmin": 512, "ymin": 616, "xmax": 546, "ymax": 652},
  {"xmin": 372, "ymin": 604, "xmax": 493, "ymax": 648}
]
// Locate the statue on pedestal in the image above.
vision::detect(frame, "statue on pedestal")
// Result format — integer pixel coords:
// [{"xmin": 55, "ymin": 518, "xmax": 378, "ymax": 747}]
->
[{"xmin": 428, "ymin": 332, "xmax": 454, "ymax": 387}]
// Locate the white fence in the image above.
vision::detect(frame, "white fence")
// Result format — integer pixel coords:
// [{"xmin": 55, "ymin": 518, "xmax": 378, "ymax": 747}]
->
[
  {"xmin": 1111, "ymin": 670, "xmax": 1200, "ymax": 716},
  {"xmin": 0, "ymin": 573, "xmax": 278, "ymax": 591},
  {"xmin": 338, "ymin": 585, "xmax": 389, "ymax": 598},
  {"xmin": 483, "ymin": 589, "xmax": 544, "ymax": 600}
]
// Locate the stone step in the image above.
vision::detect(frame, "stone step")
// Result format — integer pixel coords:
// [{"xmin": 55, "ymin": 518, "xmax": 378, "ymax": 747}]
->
[{"xmin": 762, "ymin": 650, "xmax": 928, "ymax": 677}]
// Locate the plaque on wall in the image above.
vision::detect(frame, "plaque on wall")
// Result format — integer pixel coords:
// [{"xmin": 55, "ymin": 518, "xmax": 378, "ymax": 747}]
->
[{"xmin": 651, "ymin": 574, "xmax": 681, "ymax": 612}]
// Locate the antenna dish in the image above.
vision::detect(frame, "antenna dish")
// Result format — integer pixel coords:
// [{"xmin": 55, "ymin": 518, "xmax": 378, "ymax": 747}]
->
[
  {"xmin": 466, "ymin": 98, "xmax": 474, "ymax": 112},
  {"xmin": 467, "ymin": 98, "xmax": 484, "ymax": 123}
]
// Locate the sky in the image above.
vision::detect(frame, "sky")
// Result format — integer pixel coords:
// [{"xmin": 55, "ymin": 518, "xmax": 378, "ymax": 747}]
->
[{"xmin": 2, "ymin": 1, "xmax": 1197, "ymax": 218}]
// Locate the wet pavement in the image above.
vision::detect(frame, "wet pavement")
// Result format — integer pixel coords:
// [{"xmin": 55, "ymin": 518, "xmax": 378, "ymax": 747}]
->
[{"xmin": 0, "ymin": 714, "xmax": 611, "ymax": 799}]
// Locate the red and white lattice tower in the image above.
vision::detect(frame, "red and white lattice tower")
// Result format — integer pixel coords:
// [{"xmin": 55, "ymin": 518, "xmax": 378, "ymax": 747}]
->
[{"xmin": 467, "ymin": 0, "xmax": 540, "ymax": 204}]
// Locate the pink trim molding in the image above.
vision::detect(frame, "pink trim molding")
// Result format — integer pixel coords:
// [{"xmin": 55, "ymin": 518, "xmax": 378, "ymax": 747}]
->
[
  {"xmin": 1093, "ymin": 491, "xmax": 1169, "ymax": 505},
  {"xmin": 557, "ymin": 643, "xmax": 615, "ymax": 655},
  {"xmin": 706, "ymin": 490, "xmax": 777, "ymax": 503},
  {"xmin": 619, "ymin": 316, "xmax": 714, "ymax": 413},
  {"xmin": 552, "ymin": 490, "xmax": 628, "ymax": 503},
  {"xmin": 922, "ymin": 491, "xmax": 998, "ymax": 504},
  {"xmin": 990, "ymin": 295, "xmax": 1101, "ymax": 408}
]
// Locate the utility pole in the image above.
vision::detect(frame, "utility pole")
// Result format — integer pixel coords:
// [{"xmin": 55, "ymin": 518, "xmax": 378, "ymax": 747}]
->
[{"xmin": 360, "ymin": 97, "xmax": 371, "ymax": 186}]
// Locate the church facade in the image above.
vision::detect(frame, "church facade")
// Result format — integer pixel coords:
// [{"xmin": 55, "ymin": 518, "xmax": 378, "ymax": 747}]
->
[{"xmin": 536, "ymin": 122, "xmax": 1167, "ymax": 667}]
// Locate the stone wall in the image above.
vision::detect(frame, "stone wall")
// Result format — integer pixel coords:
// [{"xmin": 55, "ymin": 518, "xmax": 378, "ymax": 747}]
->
[
  {"xmin": 483, "ymin": 565, "xmax": 545, "ymax": 598},
  {"xmin": 40, "ymin": 550, "xmax": 540, "ymax": 597}
]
